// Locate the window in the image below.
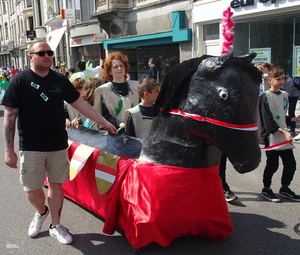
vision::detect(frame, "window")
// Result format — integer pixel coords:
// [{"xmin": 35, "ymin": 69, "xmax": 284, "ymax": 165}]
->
[
  {"xmin": 10, "ymin": 0, "xmax": 14, "ymax": 14},
  {"xmin": 36, "ymin": 0, "xmax": 42, "ymax": 26},
  {"xmin": 29, "ymin": 16, "xmax": 34, "ymax": 30},
  {"xmin": 26, "ymin": 0, "xmax": 33, "ymax": 7},
  {"xmin": 136, "ymin": 44, "xmax": 180, "ymax": 82},
  {"xmin": 4, "ymin": 22, "xmax": 8, "ymax": 38},
  {"xmin": 296, "ymin": 16, "xmax": 300, "ymax": 46},
  {"xmin": 2, "ymin": 1, "xmax": 7, "ymax": 13},
  {"xmin": 81, "ymin": 0, "xmax": 89, "ymax": 21},
  {"xmin": 71, "ymin": 0, "xmax": 94, "ymax": 23},
  {"xmin": 70, "ymin": 0, "xmax": 81, "ymax": 23},
  {"xmin": 234, "ymin": 16, "xmax": 298, "ymax": 76},
  {"xmin": 89, "ymin": 1, "xmax": 94, "ymax": 16},
  {"xmin": 203, "ymin": 23, "xmax": 219, "ymax": 40},
  {"xmin": 52, "ymin": 0, "xmax": 63, "ymax": 15}
]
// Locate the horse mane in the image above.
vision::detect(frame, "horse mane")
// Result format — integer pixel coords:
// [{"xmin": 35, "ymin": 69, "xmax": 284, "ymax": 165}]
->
[
  {"xmin": 153, "ymin": 55, "xmax": 210, "ymax": 116},
  {"xmin": 153, "ymin": 53, "xmax": 261, "ymax": 116}
]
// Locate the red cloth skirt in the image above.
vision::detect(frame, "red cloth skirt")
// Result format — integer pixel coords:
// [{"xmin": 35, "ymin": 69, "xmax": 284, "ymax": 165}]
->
[{"xmin": 49, "ymin": 141, "xmax": 233, "ymax": 249}]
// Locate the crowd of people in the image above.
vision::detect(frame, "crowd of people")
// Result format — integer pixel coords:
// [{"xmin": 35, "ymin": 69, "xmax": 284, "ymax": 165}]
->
[
  {"xmin": 2, "ymin": 40, "xmax": 300, "ymax": 246},
  {"xmin": 0, "ymin": 65, "xmax": 29, "ymax": 103}
]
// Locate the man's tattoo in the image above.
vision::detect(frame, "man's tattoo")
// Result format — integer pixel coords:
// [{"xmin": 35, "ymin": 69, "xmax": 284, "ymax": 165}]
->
[{"xmin": 3, "ymin": 107, "xmax": 19, "ymax": 148}]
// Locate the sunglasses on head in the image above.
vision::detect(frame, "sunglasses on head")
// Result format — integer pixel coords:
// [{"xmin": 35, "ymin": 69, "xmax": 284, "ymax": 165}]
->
[{"xmin": 30, "ymin": 50, "xmax": 54, "ymax": 57}]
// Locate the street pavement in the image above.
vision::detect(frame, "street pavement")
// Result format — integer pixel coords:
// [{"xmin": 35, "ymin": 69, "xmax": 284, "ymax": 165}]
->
[{"xmin": 0, "ymin": 104, "xmax": 300, "ymax": 255}]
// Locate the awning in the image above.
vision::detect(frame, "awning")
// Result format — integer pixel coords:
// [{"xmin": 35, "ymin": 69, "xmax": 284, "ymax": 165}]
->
[
  {"xmin": 103, "ymin": 11, "xmax": 191, "ymax": 49},
  {"xmin": 47, "ymin": 27, "xmax": 66, "ymax": 52}
]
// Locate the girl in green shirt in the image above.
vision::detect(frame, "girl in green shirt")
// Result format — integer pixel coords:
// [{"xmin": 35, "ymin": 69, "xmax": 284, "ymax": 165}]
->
[{"xmin": 0, "ymin": 75, "xmax": 10, "ymax": 103}]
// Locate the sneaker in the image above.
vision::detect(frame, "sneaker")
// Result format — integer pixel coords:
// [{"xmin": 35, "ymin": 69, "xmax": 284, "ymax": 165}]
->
[
  {"xmin": 279, "ymin": 187, "xmax": 300, "ymax": 202},
  {"xmin": 290, "ymin": 130, "xmax": 296, "ymax": 137},
  {"xmin": 49, "ymin": 224, "xmax": 73, "ymax": 244},
  {"xmin": 261, "ymin": 188, "xmax": 280, "ymax": 202},
  {"xmin": 294, "ymin": 133, "xmax": 300, "ymax": 141},
  {"xmin": 224, "ymin": 189, "xmax": 238, "ymax": 202},
  {"xmin": 28, "ymin": 206, "xmax": 49, "ymax": 237}
]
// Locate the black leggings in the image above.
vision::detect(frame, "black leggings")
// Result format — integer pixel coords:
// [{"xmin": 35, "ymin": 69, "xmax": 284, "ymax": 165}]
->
[{"xmin": 263, "ymin": 149, "xmax": 296, "ymax": 188}]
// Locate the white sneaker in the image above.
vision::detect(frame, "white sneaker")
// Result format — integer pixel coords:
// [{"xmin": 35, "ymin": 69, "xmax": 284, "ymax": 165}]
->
[
  {"xmin": 28, "ymin": 207, "xmax": 49, "ymax": 237},
  {"xmin": 294, "ymin": 133, "xmax": 300, "ymax": 141},
  {"xmin": 49, "ymin": 224, "xmax": 73, "ymax": 244}
]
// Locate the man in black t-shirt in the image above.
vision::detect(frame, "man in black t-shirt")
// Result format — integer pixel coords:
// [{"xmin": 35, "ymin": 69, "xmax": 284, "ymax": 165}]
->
[{"xmin": 2, "ymin": 41, "xmax": 116, "ymax": 245}]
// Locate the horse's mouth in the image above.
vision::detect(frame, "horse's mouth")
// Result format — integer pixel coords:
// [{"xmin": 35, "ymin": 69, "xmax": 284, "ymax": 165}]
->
[{"xmin": 222, "ymin": 137, "xmax": 261, "ymax": 174}]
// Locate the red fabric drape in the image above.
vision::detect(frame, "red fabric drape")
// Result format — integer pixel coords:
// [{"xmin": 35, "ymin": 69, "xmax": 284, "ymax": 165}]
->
[
  {"xmin": 103, "ymin": 160, "xmax": 232, "ymax": 248},
  {"xmin": 46, "ymin": 141, "xmax": 233, "ymax": 249}
]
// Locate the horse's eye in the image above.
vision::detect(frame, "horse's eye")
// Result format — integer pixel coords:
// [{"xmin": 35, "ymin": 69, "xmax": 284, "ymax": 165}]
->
[{"xmin": 218, "ymin": 88, "xmax": 228, "ymax": 100}]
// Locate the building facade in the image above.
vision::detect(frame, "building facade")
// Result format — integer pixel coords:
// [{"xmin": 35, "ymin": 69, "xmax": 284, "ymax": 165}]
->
[
  {"xmin": 0, "ymin": 0, "xmax": 193, "ymax": 83},
  {"xmin": 2, "ymin": 1, "xmax": 299, "ymax": 79},
  {"xmin": 193, "ymin": 0, "xmax": 300, "ymax": 77},
  {"xmin": 94, "ymin": 0, "xmax": 193, "ymax": 82},
  {"xmin": 0, "ymin": 0, "xmax": 34, "ymax": 69}
]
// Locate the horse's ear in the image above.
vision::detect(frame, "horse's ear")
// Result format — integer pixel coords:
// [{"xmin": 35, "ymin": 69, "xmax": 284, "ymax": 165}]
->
[
  {"xmin": 237, "ymin": 52, "xmax": 257, "ymax": 62},
  {"xmin": 218, "ymin": 52, "xmax": 234, "ymax": 62}
]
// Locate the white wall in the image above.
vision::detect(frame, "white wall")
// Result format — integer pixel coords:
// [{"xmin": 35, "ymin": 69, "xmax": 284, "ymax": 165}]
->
[{"xmin": 193, "ymin": 0, "xmax": 300, "ymax": 23}]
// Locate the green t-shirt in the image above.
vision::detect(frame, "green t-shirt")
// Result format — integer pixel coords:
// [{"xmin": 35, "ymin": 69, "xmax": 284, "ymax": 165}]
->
[{"xmin": 0, "ymin": 80, "xmax": 9, "ymax": 90}]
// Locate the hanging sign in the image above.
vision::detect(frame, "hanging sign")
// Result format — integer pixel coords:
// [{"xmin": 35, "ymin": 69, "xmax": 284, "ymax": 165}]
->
[
  {"xmin": 61, "ymin": 9, "xmax": 76, "ymax": 20},
  {"xmin": 26, "ymin": 30, "xmax": 36, "ymax": 39}
]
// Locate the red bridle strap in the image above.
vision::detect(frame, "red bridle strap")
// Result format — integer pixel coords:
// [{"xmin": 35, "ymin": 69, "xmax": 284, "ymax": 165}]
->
[
  {"xmin": 261, "ymin": 140, "xmax": 292, "ymax": 151},
  {"xmin": 163, "ymin": 108, "xmax": 292, "ymax": 151},
  {"xmin": 166, "ymin": 109, "xmax": 257, "ymax": 131}
]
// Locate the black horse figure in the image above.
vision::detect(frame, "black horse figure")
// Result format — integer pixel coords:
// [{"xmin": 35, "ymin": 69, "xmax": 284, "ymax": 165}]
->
[
  {"xmin": 140, "ymin": 52, "xmax": 262, "ymax": 172},
  {"xmin": 65, "ymin": 52, "xmax": 262, "ymax": 251},
  {"xmin": 68, "ymin": 52, "xmax": 261, "ymax": 171}
]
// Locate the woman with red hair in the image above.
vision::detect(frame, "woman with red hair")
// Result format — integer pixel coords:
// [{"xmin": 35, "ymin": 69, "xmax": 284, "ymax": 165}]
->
[{"xmin": 94, "ymin": 51, "xmax": 139, "ymax": 132}]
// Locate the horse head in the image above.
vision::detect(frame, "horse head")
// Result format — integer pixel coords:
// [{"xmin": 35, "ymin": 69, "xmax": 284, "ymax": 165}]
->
[{"xmin": 141, "ymin": 52, "xmax": 261, "ymax": 173}]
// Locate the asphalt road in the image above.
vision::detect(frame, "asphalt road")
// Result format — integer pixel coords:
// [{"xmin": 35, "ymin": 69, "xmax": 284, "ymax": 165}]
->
[{"xmin": 0, "ymin": 105, "xmax": 300, "ymax": 255}]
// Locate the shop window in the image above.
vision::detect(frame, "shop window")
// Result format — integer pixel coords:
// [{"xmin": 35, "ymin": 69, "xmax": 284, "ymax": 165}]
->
[
  {"xmin": 136, "ymin": 45, "xmax": 179, "ymax": 83},
  {"xmin": 203, "ymin": 23, "xmax": 219, "ymax": 41},
  {"xmin": 234, "ymin": 16, "xmax": 297, "ymax": 76},
  {"xmin": 82, "ymin": 45, "xmax": 100, "ymax": 68},
  {"xmin": 233, "ymin": 23, "xmax": 249, "ymax": 56}
]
